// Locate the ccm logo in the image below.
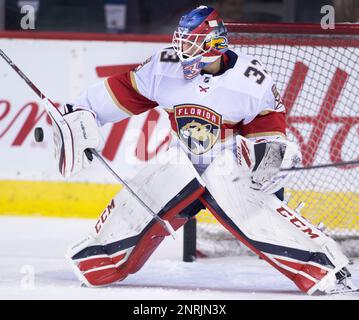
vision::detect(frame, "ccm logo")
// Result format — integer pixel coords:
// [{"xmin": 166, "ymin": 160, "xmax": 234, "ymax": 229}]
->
[
  {"xmin": 95, "ymin": 199, "xmax": 115, "ymax": 233},
  {"xmin": 276, "ymin": 206, "xmax": 319, "ymax": 239}
]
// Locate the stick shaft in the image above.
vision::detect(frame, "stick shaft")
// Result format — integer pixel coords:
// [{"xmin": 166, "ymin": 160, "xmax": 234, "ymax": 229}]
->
[
  {"xmin": 0, "ymin": 49, "xmax": 44, "ymax": 99},
  {"xmin": 281, "ymin": 159, "xmax": 359, "ymax": 172},
  {"xmin": 90, "ymin": 149, "xmax": 176, "ymax": 237}
]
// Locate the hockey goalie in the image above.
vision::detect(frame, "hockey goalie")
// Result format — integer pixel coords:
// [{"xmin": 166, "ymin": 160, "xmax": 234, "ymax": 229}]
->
[{"xmin": 55, "ymin": 6, "xmax": 357, "ymax": 295}]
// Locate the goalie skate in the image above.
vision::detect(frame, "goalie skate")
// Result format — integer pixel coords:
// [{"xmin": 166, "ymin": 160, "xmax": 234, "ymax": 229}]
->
[{"xmin": 315, "ymin": 268, "xmax": 359, "ymax": 295}]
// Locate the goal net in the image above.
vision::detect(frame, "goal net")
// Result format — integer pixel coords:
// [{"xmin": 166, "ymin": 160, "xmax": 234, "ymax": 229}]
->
[{"xmin": 192, "ymin": 23, "xmax": 359, "ymax": 259}]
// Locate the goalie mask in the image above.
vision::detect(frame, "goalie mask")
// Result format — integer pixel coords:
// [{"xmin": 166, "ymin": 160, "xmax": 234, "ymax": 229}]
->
[{"xmin": 172, "ymin": 6, "xmax": 228, "ymax": 80}]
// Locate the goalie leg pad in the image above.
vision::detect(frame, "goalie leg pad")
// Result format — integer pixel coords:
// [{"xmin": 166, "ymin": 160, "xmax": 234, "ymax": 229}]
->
[
  {"xmin": 200, "ymin": 149, "xmax": 350, "ymax": 294},
  {"xmin": 200, "ymin": 191, "xmax": 336, "ymax": 293},
  {"xmin": 68, "ymin": 180, "xmax": 204, "ymax": 287},
  {"xmin": 67, "ymin": 146, "xmax": 205, "ymax": 287}
]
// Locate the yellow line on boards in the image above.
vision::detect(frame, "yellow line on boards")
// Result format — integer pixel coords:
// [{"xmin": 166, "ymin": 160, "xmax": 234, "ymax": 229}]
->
[
  {"xmin": 197, "ymin": 190, "xmax": 359, "ymax": 232},
  {"xmin": 0, "ymin": 180, "xmax": 122, "ymax": 219},
  {"xmin": 1, "ymin": 180, "xmax": 358, "ymax": 234}
]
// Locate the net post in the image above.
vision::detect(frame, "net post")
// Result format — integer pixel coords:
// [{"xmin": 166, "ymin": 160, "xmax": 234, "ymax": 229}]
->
[{"xmin": 183, "ymin": 218, "xmax": 197, "ymax": 262}]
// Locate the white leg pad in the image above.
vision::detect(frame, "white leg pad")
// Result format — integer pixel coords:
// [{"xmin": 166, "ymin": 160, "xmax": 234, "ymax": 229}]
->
[
  {"xmin": 201, "ymin": 149, "xmax": 350, "ymax": 294},
  {"xmin": 67, "ymin": 146, "xmax": 205, "ymax": 286}
]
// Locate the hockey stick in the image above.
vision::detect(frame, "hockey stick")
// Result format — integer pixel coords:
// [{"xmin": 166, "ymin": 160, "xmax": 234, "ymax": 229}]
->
[
  {"xmin": 280, "ymin": 159, "xmax": 359, "ymax": 172},
  {"xmin": 0, "ymin": 49, "xmax": 176, "ymax": 239},
  {"xmin": 232, "ymin": 159, "xmax": 359, "ymax": 183}
]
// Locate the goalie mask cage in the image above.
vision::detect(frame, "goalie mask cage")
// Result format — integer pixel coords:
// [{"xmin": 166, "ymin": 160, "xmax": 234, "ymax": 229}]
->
[{"xmin": 183, "ymin": 23, "xmax": 359, "ymax": 261}]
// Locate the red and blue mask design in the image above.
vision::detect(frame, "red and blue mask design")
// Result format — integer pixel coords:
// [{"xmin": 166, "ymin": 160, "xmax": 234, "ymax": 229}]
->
[{"xmin": 172, "ymin": 6, "xmax": 228, "ymax": 80}]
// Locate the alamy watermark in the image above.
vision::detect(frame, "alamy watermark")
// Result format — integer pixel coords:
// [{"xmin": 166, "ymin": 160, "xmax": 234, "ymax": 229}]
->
[
  {"xmin": 321, "ymin": 5, "xmax": 335, "ymax": 29},
  {"xmin": 20, "ymin": 5, "xmax": 36, "ymax": 30},
  {"xmin": 20, "ymin": 265, "xmax": 35, "ymax": 290}
]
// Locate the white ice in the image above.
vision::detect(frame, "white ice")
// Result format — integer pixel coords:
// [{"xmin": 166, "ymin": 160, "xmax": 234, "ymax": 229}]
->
[{"xmin": 1, "ymin": 216, "xmax": 358, "ymax": 300}]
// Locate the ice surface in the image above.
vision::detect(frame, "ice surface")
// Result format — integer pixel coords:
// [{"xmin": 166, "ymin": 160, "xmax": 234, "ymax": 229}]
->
[{"xmin": 1, "ymin": 216, "xmax": 358, "ymax": 300}]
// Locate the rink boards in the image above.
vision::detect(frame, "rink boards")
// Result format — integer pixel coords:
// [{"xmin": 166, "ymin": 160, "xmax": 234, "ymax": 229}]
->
[{"xmin": 0, "ymin": 33, "xmax": 358, "ymax": 236}]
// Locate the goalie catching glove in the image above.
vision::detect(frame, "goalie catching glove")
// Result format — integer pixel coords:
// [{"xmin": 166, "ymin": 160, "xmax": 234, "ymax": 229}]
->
[
  {"xmin": 52, "ymin": 104, "xmax": 103, "ymax": 178},
  {"xmin": 236, "ymin": 135, "xmax": 302, "ymax": 194}
]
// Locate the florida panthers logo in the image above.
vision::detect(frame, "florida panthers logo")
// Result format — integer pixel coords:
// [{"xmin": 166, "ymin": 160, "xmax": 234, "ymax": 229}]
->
[{"xmin": 174, "ymin": 104, "xmax": 222, "ymax": 155}]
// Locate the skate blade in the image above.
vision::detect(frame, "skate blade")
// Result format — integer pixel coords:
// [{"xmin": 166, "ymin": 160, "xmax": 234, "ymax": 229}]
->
[{"xmin": 327, "ymin": 288, "xmax": 359, "ymax": 296}]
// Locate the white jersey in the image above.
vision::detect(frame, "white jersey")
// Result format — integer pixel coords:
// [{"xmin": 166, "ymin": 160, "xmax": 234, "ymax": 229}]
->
[
  {"xmin": 134, "ymin": 47, "xmax": 284, "ymax": 125},
  {"xmin": 74, "ymin": 47, "xmax": 286, "ymax": 169}
]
